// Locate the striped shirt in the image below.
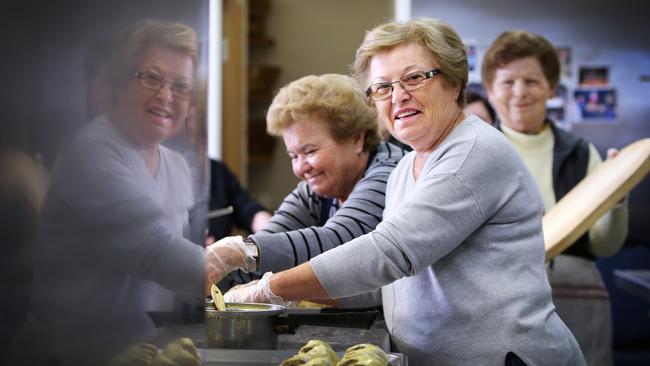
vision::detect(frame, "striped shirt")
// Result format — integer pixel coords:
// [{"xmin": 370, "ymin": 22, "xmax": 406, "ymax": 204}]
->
[{"xmin": 222, "ymin": 141, "xmax": 407, "ymax": 287}]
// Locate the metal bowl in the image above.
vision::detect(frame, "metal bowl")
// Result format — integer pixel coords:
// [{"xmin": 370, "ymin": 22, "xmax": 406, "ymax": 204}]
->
[{"xmin": 205, "ymin": 302, "xmax": 287, "ymax": 349}]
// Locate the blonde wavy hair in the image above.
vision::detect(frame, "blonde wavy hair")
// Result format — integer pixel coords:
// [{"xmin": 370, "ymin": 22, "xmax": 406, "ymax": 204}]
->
[{"xmin": 266, "ymin": 74, "xmax": 380, "ymax": 152}]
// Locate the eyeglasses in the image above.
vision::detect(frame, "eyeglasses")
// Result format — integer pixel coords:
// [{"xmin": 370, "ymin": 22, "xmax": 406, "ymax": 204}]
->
[
  {"xmin": 133, "ymin": 70, "xmax": 193, "ymax": 100},
  {"xmin": 365, "ymin": 69, "xmax": 441, "ymax": 101}
]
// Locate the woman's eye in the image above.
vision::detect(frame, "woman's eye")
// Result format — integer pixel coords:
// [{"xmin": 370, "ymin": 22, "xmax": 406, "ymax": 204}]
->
[
  {"xmin": 405, "ymin": 73, "xmax": 424, "ymax": 83},
  {"xmin": 144, "ymin": 73, "xmax": 163, "ymax": 84},
  {"xmin": 375, "ymin": 84, "xmax": 391, "ymax": 93}
]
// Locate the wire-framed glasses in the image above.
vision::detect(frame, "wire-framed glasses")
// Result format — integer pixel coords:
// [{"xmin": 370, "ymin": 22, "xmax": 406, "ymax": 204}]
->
[
  {"xmin": 134, "ymin": 70, "xmax": 193, "ymax": 100},
  {"xmin": 365, "ymin": 68, "xmax": 441, "ymax": 101}
]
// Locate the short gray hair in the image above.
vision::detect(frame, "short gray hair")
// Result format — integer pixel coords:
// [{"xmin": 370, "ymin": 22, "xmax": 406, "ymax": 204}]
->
[
  {"xmin": 108, "ymin": 20, "xmax": 198, "ymax": 88},
  {"xmin": 353, "ymin": 18, "xmax": 468, "ymax": 107}
]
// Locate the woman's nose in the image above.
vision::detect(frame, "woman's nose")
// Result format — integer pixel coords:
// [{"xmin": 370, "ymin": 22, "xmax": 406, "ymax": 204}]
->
[
  {"xmin": 294, "ymin": 156, "xmax": 310, "ymax": 176},
  {"xmin": 512, "ymin": 79, "xmax": 527, "ymax": 96},
  {"xmin": 155, "ymin": 83, "xmax": 174, "ymax": 101},
  {"xmin": 391, "ymin": 83, "xmax": 411, "ymax": 104}
]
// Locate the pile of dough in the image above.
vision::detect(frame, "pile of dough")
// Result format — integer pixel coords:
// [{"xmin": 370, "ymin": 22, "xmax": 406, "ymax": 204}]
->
[
  {"xmin": 109, "ymin": 343, "xmax": 158, "ymax": 366},
  {"xmin": 338, "ymin": 343, "xmax": 388, "ymax": 366},
  {"xmin": 280, "ymin": 339, "xmax": 340, "ymax": 366},
  {"xmin": 281, "ymin": 340, "xmax": 389, "ymax": 366},
  {"xmin": 109, "ymin": 337, "xmax": 200, "ymax": 366}
]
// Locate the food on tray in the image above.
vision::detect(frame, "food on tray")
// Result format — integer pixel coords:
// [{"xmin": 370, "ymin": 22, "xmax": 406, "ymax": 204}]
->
[
  {"xmin": 280, "ymin": 339, "xmax": 339, "ymax": 366},
  {"xmin": 280, "ymin": 354, "xmax": 310, "ymax": 366},
  {"xmin": 210, "ymin": 284, "xmax": 226, "ymax": 311},
  {"xmin": 299, "ymin": 340, "xmax": 340, "ymax": 364},
  {"xmin": 281, "ymin": 355, "xmax": 334, "ymax": 366},
  {"xmin": 281, "ymin": 340, "xmax": 388, "ymax": 366},
  {"xmin": 305, "ymin": 358, "xmax": 336, "ymax": 366},
  {"xmin": 109, "ymin": 343, "xmax": 158, "ymax": 366},
  {"xmin": 161, "ymin": 337, "xmax": 200, "ymax": 366},
  {"xmin": 169, "ymin": 337, "xmax": 200, "ymax": 361},
  {"xmin": 150, "ymin": 354, "xmax": 176, "ymax": 366},
  {"xmin": 338, "ymin": 343, "xmax": 388, "ymax": 366},
  {"xmin": 108, "ymin": 337, "xmax": 200, "ymax": 366}
]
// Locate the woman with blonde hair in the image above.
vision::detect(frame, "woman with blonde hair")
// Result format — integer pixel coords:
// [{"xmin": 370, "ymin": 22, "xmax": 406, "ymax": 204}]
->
[{"xmin": 213, "ymin": 73, "xmax": 407, "ymax": 292}]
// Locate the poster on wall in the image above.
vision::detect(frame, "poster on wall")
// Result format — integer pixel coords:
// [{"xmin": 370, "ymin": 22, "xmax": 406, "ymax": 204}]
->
[
  {"xmin": 579, "ymin": 66, "xmax": 610, "ymax": 86},
  {"xmin": 556, "ymin": 46, "xmax": 572, "ymax": 80},
  {"xmin": 573, "ymin": 87, "xmax": 617, "ymax": 121},
  {"xmin": 547, "ymin": 83, "xmax": 570, "ymax": 130},
  {"xmin": 465, "ymin": 39, "xmax": 481, "ymax": 84}
]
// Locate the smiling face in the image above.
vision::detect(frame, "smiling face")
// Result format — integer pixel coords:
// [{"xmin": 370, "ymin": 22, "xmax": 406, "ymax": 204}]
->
[
  {"xmin": 282, "ymin": 115, "xmax": 366, "ymax": 201},
  {"xmin": 486, "ymin": 56, "xmax": 555, "ymax": 134},
  {"xmin": 368, "ymin": 43, "xmax": 462, "ymax": 152},
  {"xmin": 113, "ymin": 45, "xmax": 194, "ymax": 147}
]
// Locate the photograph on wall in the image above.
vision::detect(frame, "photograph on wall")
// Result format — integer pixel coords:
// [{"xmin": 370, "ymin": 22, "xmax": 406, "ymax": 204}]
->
[
  {"xmin": 556, "ymin": 46, "xmax": 572, "ymax": 80},
  {"xmin": 547, "ymin": 83, "xmax": 570, "ymax": 130},
  {"xmin": 573, "ymin": 87, "xmax": 617, "ymax": 121},
  {"xmin": 464, "ymin": 39, "xmax": 481, "ymax": 83},
  {"xmin": 579, "ymin": 66, "xmax": 610, "ymax": 86}
]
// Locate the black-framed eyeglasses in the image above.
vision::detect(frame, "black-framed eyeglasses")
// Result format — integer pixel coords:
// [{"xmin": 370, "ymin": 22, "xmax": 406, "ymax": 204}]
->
[
  {"xmin": 133, "ymin": 70, "xmax": 193, "ymax": 101},
  {"xmin": 365, "ymin": 69, "xmax": 441, "ymax": 101}
]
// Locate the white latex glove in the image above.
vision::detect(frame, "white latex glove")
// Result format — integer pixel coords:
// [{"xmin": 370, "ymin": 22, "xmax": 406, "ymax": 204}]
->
[
  {"xmin": 206, "ymin": 235, "xmax": 257, "ymax": 285},
  {"xmin": 223, "ymin": 272, "xmax": 286, "ymax": 305}
]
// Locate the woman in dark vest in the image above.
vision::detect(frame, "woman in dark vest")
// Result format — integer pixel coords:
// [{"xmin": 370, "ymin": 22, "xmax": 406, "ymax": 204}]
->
[{"xmin": 482, "ymin": 30, "xmax": 628, "ymax": 366}]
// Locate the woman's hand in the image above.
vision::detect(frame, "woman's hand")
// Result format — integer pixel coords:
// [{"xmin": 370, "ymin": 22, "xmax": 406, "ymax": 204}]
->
[
  {"xmin": 606, "ymin": 148, "xmax": 619, "ymax": 160},
  {"xmin": 205, "ymin": 235, "xmax": 257, "ymax": 285},
  {"xmin": 224, "ymin": 272, "xmax": 286, "ymax": 305}
]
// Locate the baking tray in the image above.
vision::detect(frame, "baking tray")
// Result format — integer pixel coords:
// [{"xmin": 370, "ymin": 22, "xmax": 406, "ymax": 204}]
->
[{"xmin": 198, "ymin": 348, "xmax": 407, "ymax": 366}]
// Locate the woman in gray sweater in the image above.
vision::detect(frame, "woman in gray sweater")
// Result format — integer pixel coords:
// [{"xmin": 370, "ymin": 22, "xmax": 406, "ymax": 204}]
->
[{"xmin": 223, "ymin": 19, "xmax": 585, "ymax": 366}]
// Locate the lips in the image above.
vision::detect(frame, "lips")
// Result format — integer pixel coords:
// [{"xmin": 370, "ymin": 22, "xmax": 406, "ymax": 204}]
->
[
  {"xmin": 305, "ymin": 172, "xmax": 324, "ymax": 183},
  {"xmin": 147, "ymin": 106, "xmax": 173, "ymax": 125},
  {"xmin": 393, "ymin": 107, "xmax": 421, "ymax": 123},
  {"xmin": 393, "ymin": 108, "xmax": 420, "ymax": 120}
]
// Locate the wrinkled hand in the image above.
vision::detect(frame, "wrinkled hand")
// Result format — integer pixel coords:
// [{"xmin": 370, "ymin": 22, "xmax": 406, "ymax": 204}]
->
[
  {"xmin": 224, "ymin": 272, "xmax": 286, "ymax": 305},
  {"xmin": 206, "ymin": 235, "xmax": 257, "ymax": 285},
  {"xmin": 606, "ymin": 148, "xmax": 619, "ymax": 160}
]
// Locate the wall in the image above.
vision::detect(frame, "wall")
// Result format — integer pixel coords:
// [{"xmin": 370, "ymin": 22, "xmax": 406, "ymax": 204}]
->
[
  {"xmin": 247, "ymin": 0, "xmax": 394, "ymax": 209},
  {"xmin": 412, "ymin": 0, "xmax": 650, "ymax": 243}
]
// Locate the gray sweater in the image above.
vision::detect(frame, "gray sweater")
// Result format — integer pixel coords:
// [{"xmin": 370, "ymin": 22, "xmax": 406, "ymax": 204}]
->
[
  {"xmin": 30, "ymin": 117, "xmax": 205, "ymax": 365},
  {"xmin": 311, "ymin": 116, "xmax": 585, "ymax": 366}
]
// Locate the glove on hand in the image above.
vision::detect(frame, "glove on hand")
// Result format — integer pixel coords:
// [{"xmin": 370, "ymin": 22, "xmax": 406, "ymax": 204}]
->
[
  {"xmin": 206, "ymin": 235, "xmax": 257, "ymax": 284},
  {"xmin": 223, "ymin": 272, "xmax": 286, "ymax": 305}
]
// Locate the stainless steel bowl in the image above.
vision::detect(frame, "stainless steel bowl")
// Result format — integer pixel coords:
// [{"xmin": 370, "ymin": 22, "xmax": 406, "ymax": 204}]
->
[{"xmin": 205, "ymin": 302, "xmax": 287, "ymax": 349}]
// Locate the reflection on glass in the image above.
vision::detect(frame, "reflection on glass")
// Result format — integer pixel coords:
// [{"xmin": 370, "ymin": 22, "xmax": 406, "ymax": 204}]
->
[{"xmin": 5, "ymin": 4, "xmax": 210, "ymax": 363}]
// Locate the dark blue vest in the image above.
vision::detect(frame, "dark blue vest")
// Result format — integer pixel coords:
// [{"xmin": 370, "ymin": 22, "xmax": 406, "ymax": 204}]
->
[{"xmin": 496, "ymin": 120, "xmax": 594, "ymax": 260}]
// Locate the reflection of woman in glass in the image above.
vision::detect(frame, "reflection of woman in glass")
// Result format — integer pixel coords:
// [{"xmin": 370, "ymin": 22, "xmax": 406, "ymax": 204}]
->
[{"xmin": 12, "ymin": 21, "xmax": 238, "ymax": 366}]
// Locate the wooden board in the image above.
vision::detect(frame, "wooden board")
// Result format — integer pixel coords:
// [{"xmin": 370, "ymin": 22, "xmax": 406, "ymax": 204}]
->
[{"xmin": 543, "ymin": 138, "xmax": 650, "ymax": 261}]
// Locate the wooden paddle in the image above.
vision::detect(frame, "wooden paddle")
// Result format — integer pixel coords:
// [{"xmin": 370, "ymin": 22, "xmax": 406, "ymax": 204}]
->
[{"xmin": 543, "ymin": 138, "xmax": 650, "ymax": 261}]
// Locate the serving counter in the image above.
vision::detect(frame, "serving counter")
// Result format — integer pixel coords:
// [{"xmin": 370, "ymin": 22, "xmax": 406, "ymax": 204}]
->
[
  {"xmin": 158, "ymin": 313, "xmax": 401, "ymax": 365},
  {"xmin": 163, "ymin": 318, "xmax": 391, "ymax": 351}
]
